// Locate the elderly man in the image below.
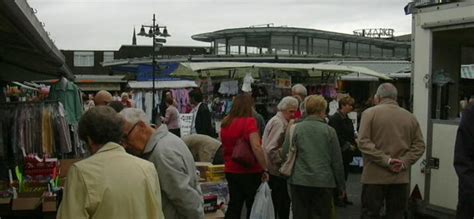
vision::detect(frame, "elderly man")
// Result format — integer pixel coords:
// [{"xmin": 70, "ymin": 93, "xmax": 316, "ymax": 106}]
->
[
  {"xmin": 358, "ymin": 83, "xmax": 425, "ymax": 218},
  {"xmin": 120, "ymin": 108, "xmax": 204, "ymax": 219},
  {"xmin": 182, "ymin": 134, "xmax": 223, "ymax": 164},
  {"xmin": 262, "ymin": 96, "xmax": 299, "ymax": 219},
  {"xmin": 94, "ymin": 90, "xmax": 113, "ymax": 106},
  {"xmin": 291, "ymin": 83, "xmax": 307, "ymax": 120},
  {"xmin": 57, "ymin": 106, "xmax": 164, "ymax": 219}
]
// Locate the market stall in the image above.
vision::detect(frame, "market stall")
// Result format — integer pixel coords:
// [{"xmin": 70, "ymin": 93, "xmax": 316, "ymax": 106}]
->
[
  {"xmin": 127, "ymin": 80, "xmax": 198, "ymax": 123},
  {"xmin": 0, "ymin": 0, "xmax": 82, "ymax": 218}
]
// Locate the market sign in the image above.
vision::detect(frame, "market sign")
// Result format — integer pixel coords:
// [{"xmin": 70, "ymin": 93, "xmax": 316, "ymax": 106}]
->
[
  {"xmin": 275, "ymin": 78, "xmax": 291, "ymax": 89},
  {"xmin": 179, "ymin": 113, "xmax": 193, "ymax": 137}
]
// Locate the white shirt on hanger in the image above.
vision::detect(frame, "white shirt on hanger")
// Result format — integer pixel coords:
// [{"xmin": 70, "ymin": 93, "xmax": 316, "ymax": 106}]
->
[
  {"xmin": 242, "ymin": 73, "xmax": 254, "ymax": 92},
  {"xmin": 329, "ymin": 100, "xmax": 339, "ymax": 116}
]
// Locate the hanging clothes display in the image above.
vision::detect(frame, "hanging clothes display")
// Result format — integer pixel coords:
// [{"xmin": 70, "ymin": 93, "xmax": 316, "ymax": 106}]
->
[{"xmin": 0, "ymin": 102, "xmax": 74, "ymax": 160}]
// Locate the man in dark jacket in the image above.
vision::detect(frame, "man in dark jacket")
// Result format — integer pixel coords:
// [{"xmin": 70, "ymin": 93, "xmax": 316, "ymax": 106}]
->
[
  {"xmin": 454, "ymin": 103, "xmax": 474, "ymax": 219},
  {"xmin": 329, "ymin": 95, "xmax": 356, "ymax": 207},
  {"xmin": 189, "ymin": 89, "xmax": 216, "ymax": 137}
]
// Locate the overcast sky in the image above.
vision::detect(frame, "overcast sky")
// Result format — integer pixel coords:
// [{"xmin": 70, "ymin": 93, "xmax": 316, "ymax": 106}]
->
[{"xmin": 28, "ymin": 0, "xmax": 412, "ymax": 50}]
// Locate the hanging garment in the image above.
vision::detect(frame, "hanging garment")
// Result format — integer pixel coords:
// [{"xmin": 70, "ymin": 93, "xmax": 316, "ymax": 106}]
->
[
  {"xmin": 42, "ymin": 107, "xmax": 54, "ymax": 155},
  {"xmin": 242, "ymin": 73, "xmax": 254, "ymax": 92},
  {"xmin": 218, "ymin": 81, "xmax": 239, "ymax": 95},
  {"xmin": 48, "ymin": 80, "xmax": 83, "ymax": 125},
  {"xmin": 329, "ymin": 100, "xmax": 339, "ymax": 116},
  {"xmin": 55, "ymin": 103, "xmax": 73, "ymax": 154}
]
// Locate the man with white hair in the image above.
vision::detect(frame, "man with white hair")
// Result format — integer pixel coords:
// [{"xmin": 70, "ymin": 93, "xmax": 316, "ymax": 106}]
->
[
  {"xmin": 120, "ymin": 108, "xmax": 204, "ymax": 219},
  {"xmin": 291, "ymin": 83, "xmax": 307, "ymax": 120},
  {"xmin": 358, "ymin": 83, "xmax": 425, "ymax": 218},
  {"xmin": 262, "ymin": 96, "xmax": 299, "ymax": 219}
]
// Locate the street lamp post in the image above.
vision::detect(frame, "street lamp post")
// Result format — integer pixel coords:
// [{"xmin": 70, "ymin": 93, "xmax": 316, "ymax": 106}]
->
[{"xmin": 137, "ymin": 14, "xmax": 170, "ymax": 123}]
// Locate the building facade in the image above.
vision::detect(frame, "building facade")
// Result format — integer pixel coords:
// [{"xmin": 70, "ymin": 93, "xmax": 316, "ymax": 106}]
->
[{"xmin": 192, "ymin": 26, "xmax": 410, "ymax": 60}]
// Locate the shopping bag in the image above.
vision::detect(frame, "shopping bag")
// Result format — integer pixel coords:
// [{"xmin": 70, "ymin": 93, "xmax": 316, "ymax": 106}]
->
[
  {"xmin": 279, "ymin": 124, "xmax": 297, "ymax": 177},
  {"xmin": 249, "ymin": 182, "xmax": 275, "ymax": 219}
]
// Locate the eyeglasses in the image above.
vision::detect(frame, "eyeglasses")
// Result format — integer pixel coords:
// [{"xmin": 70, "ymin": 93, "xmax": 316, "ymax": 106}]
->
[{"xmin": 123, "ymin": 122, "xmax": 139, "ymax": 142}]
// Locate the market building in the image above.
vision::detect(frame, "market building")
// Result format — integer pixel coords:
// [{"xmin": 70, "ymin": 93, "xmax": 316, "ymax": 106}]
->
[{"xmin": 191, "ymin": 25, "xmax": 410, "ymax": 60}]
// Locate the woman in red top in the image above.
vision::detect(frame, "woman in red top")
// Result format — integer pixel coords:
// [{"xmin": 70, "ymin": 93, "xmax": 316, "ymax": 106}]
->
[{"xmin": 220, "ymin": 94, "xmax": 268, "ymax": 219}]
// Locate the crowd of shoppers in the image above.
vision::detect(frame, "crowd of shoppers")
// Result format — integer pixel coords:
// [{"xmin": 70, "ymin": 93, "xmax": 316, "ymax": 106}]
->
[{"xmin": 58, "ymin": 82, "xmax": 427, "ymax": 219}]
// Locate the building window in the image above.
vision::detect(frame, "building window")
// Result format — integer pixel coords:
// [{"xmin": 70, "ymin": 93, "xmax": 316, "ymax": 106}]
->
[
  {"xmin": 329, "ymin": 40, "xmax": 343, "ymax": 56},
  {"xmin": 215, "ymin": 38, "xmax": 226, "ymax": 55},
  {"xmin": 345, "ymin": 42, "xmax": 357, "ymax": 56},
  {"xmin": 382, "ymin": 48, "xmax": 394, "ymax": 57},
  {"xmin": 228, "ymin": 37, "xmax": 245, "ymax": 55},
  {"xmin": 74, "ymin": 51, "xmax": 94, "ymax": 67},
  {"xmin": 271, "ymin": 36, "xmax": 293, "ymax": 55},
  {"xmin": 313, "ymin": 38, "xmax": 328, "ymax": 55},
  {"xmin": 103, "ymin": 51, "xmax": 114, "ymax": 62},
  {"xmin": 246, "ymin": 36, "xmax": 271, "ymax": 55},
  {"xmin": 298, "ymin": 37, "xmax": 308, "ymax": 55},
  {"xmin": 395, "ymin": 47, "xmax": 408, "ymax": 58},
  {"xmin": 371, "ymin": 45, "xmax": 382, "ymax": 57},
  {"xmin": 357, "ymin": 43, "xmax": 370, "ymax": 57}
]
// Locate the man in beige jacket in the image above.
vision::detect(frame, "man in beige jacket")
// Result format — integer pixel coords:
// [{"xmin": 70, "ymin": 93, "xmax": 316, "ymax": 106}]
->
[{"xmin": 358, "ymin": 83, "xmax": 425, "ymax": 219}]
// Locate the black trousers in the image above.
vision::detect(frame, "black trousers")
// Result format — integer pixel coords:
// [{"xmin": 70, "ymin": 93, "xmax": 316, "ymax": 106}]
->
[
  {"xmin": 334, "ymin": 150, "xmax": 353, "ymax": 202},
  {"xmin": 225, "ymin": 173, "xmax": 261, "ymax": 219},
  {"xmin": 290, "ymin": 184, "xmax": 333, "ymax": 219},
  {"xmin": 342, "ymin": 150, "xmax": 353, "ymax": 180},
  {"xmin": 457, "ymin": 193, "xmax": 474, "ymax": 219},
  {"xmin": 268, "ymin": 175, "xmax": 290, "ymax": 219},
  {"xmin": 361, "ymin": 184, "xmax": 408, "ymax": 219}
]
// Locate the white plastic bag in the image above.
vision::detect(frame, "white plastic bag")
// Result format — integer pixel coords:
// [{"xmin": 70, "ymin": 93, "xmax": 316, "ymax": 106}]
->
[{"xmin": 249, "ymin": 182, "xmax": 275, "ymax": 219}]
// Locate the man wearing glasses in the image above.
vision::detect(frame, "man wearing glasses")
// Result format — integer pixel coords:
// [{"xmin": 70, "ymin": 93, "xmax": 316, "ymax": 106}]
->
[{"xmin": 120, "ymin": 108, "xmax": 204, "ymax": 219}]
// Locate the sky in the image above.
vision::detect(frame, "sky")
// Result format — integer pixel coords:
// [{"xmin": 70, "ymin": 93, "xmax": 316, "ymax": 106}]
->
[{"xmin": 28, "ymin": 0, "xmax": 412, "ymax": 50}]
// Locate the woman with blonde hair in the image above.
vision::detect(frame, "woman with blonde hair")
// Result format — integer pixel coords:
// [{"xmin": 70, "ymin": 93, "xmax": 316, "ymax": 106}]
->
[
  {"xmin": 282, "ymin": 95, "xmax": 346, "ymax": 219},
  {"xmin": 220, "ymin": 94, "xmax": 268, "ymax": 219}
]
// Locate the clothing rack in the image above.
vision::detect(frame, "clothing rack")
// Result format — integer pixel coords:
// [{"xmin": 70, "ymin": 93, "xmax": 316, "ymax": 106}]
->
[
  {"xmin": 0, "ymin": 100, "xmax": 59, "ymax": 107},
  {"xmin": 0, "ymin": 101, "xmax": 81, "ymax": 161}
]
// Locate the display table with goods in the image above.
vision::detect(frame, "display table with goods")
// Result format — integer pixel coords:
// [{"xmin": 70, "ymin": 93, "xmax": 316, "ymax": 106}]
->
[
  {"xmin": 197, "ymin": 162, "xmax": 228, "ymax": 219},
  {"xmin": 0, "ymin": 156, "xmax": 78, "ymax": 219}
]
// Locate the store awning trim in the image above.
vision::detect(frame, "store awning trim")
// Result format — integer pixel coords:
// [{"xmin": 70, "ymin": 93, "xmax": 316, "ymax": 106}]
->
[
  {"xmin": 179, "ymin": 62, "xmax": 391, "ymax": 80},
  {"xmin": 74, "ymin": 74, "xmax": 127, "ymax": 83},
  {"xmin": 127, "ymin": 80, "xmax": 198, "ymax": 89}
]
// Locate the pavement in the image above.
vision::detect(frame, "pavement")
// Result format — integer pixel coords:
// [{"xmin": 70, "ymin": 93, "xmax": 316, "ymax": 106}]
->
[{"xmin": 336, "ymin": 172, "xmax": 363, "ymax": 219}]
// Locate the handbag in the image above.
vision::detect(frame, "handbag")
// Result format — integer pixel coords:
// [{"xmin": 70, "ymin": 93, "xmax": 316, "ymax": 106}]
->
[
  {"xmin": 279, "ymin": 124, "xmax": 297, "ymax": 177},
  {"xmin": 231, "ymin": 119, "xmax": 257, "ymax": 168}
]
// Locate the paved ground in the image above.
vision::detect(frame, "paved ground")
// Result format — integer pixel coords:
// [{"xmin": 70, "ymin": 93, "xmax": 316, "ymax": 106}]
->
[{"xmin": 336, "ymin": 173, "xmax": 363, "ymax": 218}]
